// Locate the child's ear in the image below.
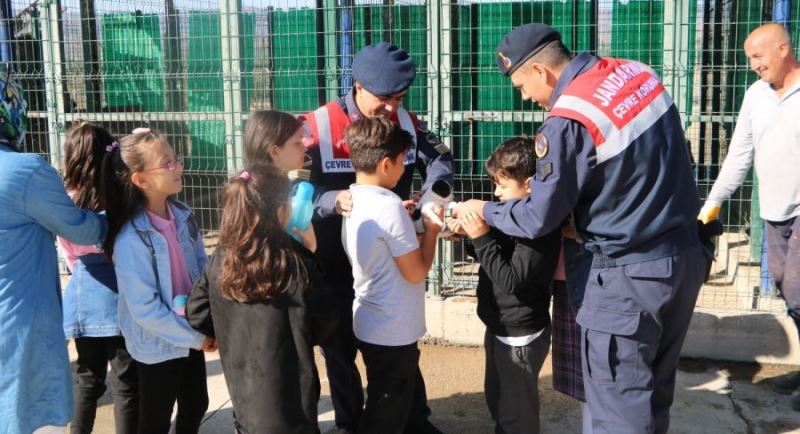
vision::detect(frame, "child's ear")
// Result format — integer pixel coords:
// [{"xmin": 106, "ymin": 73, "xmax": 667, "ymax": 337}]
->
[
  {"xmin": 525, "ymin": 176, "xmax": 532, "ymax": 194},
  {"xmin": 268, "ymin": 144, "xmax": 280, "ymax": 161},
  {"xmin": 131, "ymin": 172, "xmax": 147, "ymax": 190},
  {"xmin": 379, "ymin": 156, "xmax": 392, "ymax": 174}
]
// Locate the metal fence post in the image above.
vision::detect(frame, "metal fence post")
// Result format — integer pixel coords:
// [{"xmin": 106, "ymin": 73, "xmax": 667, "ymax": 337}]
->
[
  {"xmin": 40, "ymin": 0, "xmax": 65, "ymax": 170},
  {"xmin": 323, "ymin": 0, "xmax": 338, "ymax": 100},
  {"xmin": 428, "ymin": 0, "xmax": 449, "ymax": 298},
  {"xmin": 220, "ymin": 0, "xmax": 244, "ymax": 175},
  {"xmin": 663, "ymin": 0, "xmax": 692, "ymax": 127}
]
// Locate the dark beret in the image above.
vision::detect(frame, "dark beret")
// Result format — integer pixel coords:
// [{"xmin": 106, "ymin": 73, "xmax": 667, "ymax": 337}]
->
[
  {"xmin": 495, "ymin": 23, "xmax": 561, "ymax": 76},
  {"xmin": 352, "ymin": 42, "xmax": 416, "ymax": 96}
]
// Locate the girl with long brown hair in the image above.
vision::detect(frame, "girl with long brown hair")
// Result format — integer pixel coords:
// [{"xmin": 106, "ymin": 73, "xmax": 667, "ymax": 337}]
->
[
  {"xmin": 187, "ymin": 163, "xmax": 337, "ymax": 434},
  {"xmin": 243, "ymin": 109, "xmax": 305, "ymax": 169},
  {"xmin": 58, "ymin": 121, "xmax": 138, "ymax": 434}
]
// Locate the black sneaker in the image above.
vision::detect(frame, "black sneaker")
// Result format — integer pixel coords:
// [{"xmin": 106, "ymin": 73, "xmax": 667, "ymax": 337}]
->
[{"xmin": 772, "ymin": 371, "xmax": 800, "ymax": 395}]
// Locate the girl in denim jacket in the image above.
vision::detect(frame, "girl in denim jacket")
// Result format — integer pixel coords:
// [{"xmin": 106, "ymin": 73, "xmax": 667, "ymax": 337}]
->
[
  {"xmin": 58, "ymin": 121, "xmax": 137, "ymax": 434},
  {"xmin": 101, "ymin": 128, "xmax": 215, "ymax": 434}
]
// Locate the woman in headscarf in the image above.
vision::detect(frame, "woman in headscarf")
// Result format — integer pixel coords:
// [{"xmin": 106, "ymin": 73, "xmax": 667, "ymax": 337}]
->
[{"xmin": 0, "ymin": 66, "xmax": 107, "ymax": 434}]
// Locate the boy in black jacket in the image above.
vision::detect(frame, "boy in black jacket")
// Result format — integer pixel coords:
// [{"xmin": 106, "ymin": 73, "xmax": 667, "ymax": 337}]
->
[{"xmin": 448, "ymin": 136, "xmax": 561, "ymax": 434}]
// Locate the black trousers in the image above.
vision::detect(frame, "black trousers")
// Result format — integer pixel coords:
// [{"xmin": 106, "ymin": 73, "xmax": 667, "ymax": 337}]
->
[
  {"xmin": 136, "ymin": 350, "xmax": 209, "ymax": 434},
  {"xmin": 356, "ymin": 339, "xmax": 421, "ymax": 434},
  {"xmin": 320, "ymin": 292, "xmax": 364, "ymax": 430},
  {"xmin": 71, "ymin": 336, "xmax": 138, "ymax": 434},
  {"xmin": 484, "ymin": 328, "xmax": 551, "ymax": 434}
]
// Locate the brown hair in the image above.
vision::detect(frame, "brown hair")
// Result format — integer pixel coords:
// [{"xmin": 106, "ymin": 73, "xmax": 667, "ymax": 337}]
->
[
  {"xmin": 100, "ymin": 129, "xmax": 169, "ymax": 258},
  {"xmin": 485, "ymin": 136, "xmax": 536, "ymax": 183},
  {"xmin": 243, "ymin": 110, "xmax": 304, "ymax": 165},
  {"xmin": 63, "ymin": 121, "xmax": 116, "ymax": 211},
  {"xmin": 218, "ymin": 163, "xmax": 307, "ymax": 302},
  {"xmin": 345, "ymin": 117, "xmax": 413, "ymax": 173}
]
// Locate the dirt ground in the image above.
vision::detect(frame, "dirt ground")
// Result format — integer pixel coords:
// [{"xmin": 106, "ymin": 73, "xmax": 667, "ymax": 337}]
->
[{"xmin": 76, "ymin": 341, "xmax": 800, "ymax": 433}]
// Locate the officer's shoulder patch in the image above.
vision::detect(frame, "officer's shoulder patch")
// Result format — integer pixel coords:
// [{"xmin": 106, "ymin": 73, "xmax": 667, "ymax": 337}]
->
[{"xmin": 534, "ymin": 133, "xmax": 549, "ymax": 159}]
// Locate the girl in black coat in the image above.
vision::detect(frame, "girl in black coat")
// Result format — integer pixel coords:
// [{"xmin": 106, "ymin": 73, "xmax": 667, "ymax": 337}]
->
[{"xmin": 187, "ymin": 163, "xmax": 337, "ymax": 434}]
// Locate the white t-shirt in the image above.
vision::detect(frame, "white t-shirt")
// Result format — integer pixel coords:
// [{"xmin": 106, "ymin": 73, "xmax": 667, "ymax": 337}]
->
[{"xmin": 343, "ymin": 183, "xmax": 426, "ymax": 346}]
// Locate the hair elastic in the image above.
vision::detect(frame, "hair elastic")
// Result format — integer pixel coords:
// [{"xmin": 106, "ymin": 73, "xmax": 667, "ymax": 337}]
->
[
  {"xmin": 131, "ymin": 127, "xmax": 151, "ymax": 134},
  {"xmin": 239, "ymin": 170, "xmax": 251, "ymax": 181},
  {"xmin": 105, "ymin": 141, "xmax": 120, "ymax": 153}
]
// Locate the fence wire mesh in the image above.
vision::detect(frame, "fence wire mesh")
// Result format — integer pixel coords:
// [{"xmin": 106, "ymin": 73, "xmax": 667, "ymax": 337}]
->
[{"xmin": 6, "ymin": 0, "xmax": 799, "ymax": 313}]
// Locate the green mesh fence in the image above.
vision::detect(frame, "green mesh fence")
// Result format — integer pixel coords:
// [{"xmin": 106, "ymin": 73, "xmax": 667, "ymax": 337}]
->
[
  {"xmin": 272, "ymin": 7, "xmax": 320, "ymax": 113},
  {"xmin": 101, "ymin": 13, "xmax": 164, "ymax": 111},
  {"xmin": 11, "ymin": 0, "xmax": 800, "ymax": 312}
]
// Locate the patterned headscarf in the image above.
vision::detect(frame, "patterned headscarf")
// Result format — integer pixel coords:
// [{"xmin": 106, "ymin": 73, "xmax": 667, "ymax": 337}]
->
[{"xmin": 0, "ymin": 64, "xmax": 28, "ymax": 150}]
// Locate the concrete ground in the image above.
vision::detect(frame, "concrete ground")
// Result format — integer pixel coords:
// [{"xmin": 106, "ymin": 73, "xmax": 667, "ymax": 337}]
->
[{"xmin": 71, "ymin": 342, "xmax": 800, "ymax": 434}]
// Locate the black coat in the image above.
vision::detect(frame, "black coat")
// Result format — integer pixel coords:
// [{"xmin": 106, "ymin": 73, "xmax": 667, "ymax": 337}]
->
[
  {"xmin": 187, "ymin": 241, "xmax": 338, "ymax": 434},
  {"xmin": 466, "ymin": 228, "xmax": 561, "ymax": 337}
]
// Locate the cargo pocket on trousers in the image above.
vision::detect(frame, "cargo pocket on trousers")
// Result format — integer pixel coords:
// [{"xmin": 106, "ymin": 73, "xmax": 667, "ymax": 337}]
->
[{"xmin": 581, "ymin": 307, "xmax": 641, "ymax": 385}]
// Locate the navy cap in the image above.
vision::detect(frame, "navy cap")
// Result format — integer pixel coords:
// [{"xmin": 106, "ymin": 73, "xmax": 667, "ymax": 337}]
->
[
  {"xmin": 495, "ymin": 23, "xmax": 561, "ymax": 76},
  {"xmin": 352, "ymin": 42, "xmax": 416, "ymax": 96}
]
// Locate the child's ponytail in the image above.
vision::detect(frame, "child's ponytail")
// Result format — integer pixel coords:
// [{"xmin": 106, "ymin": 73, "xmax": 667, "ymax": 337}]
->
[{"xmin": 218, "ymin": 163, "xmax": 307, "ymax": 302}]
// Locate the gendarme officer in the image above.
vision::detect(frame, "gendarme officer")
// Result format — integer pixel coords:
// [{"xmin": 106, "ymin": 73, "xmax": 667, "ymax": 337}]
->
[
  {"xmin": 302, "ymin": 42, "xmax": 451, "ymax": 434},
  {"xmin": 454, "ymin": 23, "xmax": 710, "ymax": 434}
]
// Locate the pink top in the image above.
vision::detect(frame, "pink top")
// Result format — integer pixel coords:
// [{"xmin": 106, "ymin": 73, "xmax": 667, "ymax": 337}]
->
[
  {"xmin": 147, "ymin": 207, "xmax": 192, "ymax": 317},
  {"xmin": 57, "ymin": 191, "xmax": 102, "ymax": 272},
  {"xmin": 553, "ymin": 240, "xmax": 566, "ymax": 282}
]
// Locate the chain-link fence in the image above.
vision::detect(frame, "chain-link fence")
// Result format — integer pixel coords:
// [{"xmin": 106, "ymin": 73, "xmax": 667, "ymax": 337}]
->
[{"xmin": 7, "ymin": 0, "xmax": 799, "ymax": 313}]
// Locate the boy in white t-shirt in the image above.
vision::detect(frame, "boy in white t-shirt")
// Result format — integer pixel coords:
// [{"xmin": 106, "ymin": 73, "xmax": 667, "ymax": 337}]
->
[{"xmin": 342, "ymin": 118, "xmax": 442, "ymax": 434}]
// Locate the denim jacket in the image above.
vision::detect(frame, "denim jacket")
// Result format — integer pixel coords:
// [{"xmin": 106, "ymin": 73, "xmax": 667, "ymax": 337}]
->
[
  {"xmin": 0, "ymin": 145, "xmax": 107, "ymax": 433},
  {"xmin": 62, "ymin": 253, "xmax": 121, "ymax": 339},
  {"xmin": 114, "ymin": 201, "xmax": 207, "ymax": 364}
]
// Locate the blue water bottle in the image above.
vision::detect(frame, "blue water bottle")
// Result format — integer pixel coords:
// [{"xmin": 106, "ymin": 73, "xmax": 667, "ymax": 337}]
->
[{"xmin": 287, "ymin": 181, "xmax": 315, "ymax": 242}]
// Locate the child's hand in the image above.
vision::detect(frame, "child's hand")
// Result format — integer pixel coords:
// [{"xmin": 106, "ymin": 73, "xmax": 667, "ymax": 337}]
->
[
  {"xmin": 335, "ymin": 190, "xmax": 353, "ymax": 217},
  {"xmin": 402, "ymin": 199, "xmax": 417, "ymax": 217},
  {"xmin": 200, "ymin": 336, "xmax": 217, "ymax": 352},
  {"xmin": 446, "ymin": 217, "xmax": 466, "ymax": 237},
  {"xmin": 422, "ymin": 204, "xmax": 444, "ymax": 234},
  {"xmin": 293, "ymin": 225, "xmax": 318, "ymax": 253},
  {"xmin": 460, "ymin": 212, "xmax": 490, "ymax": 239}
]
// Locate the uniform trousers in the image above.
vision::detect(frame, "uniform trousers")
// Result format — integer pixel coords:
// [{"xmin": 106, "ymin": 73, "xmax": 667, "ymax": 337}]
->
[{"xmin": 577, "ymin": 248, "xmax": 708, "ymax": 434}]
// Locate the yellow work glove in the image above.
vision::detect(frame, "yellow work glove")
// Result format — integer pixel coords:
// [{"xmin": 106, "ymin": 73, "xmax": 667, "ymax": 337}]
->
[{"xmin": 698, "ymin": 202, "xmax": 721, "ymax": 224}]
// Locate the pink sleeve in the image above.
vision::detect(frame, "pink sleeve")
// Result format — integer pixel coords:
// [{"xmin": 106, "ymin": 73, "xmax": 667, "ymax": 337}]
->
[
  {"xmin": 58, "ymin": 190, "xmax": 103, "ymax": 271},
  {"xmin": 58, "ymin": 237, "xmax": 102, "ymax": 272}
]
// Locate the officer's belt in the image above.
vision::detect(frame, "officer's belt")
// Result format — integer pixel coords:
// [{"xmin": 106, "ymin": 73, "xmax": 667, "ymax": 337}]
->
[{"xmin": 591, "ymin": 254, "xmax": 618, "ymax": 269}]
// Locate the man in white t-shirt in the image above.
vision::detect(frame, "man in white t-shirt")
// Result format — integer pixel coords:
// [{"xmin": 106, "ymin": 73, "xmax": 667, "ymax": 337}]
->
[
  {"xmin": 341, "ymin": 118, "xmax": 442, "ymax": 433},
  {"xmin": 698, "ymin": 23, "xmax": 800, "ymax": 408}
]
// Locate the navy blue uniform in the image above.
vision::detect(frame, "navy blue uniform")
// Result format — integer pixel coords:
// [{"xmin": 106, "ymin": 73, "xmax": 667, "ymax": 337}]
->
[
  {"xmin": 484, "ymin": 53, "xmax": 710, "ymax": 433},
  {"xmin": 301, "ymin": 90, "xmax": 453, "ymax": 431}
]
